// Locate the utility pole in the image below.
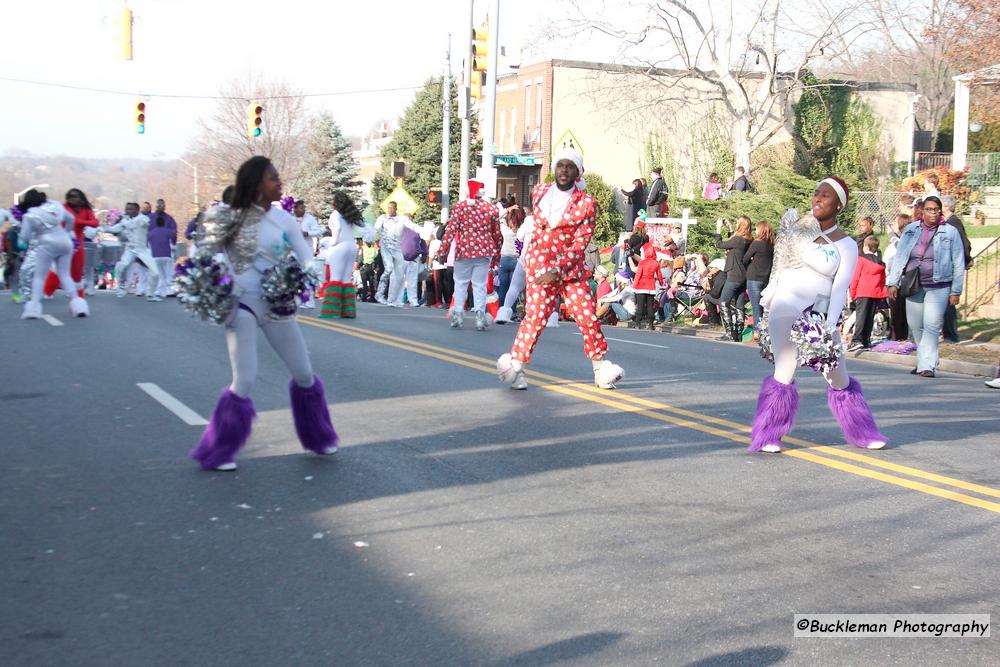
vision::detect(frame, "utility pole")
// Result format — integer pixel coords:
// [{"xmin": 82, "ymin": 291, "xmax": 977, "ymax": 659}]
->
[
  {"xmin": 458, "ymin": 0, "xmax": 474, "ymax": 200},
  {"xmin": 480, "ymin": 0, "xmax": 500, "ymax": 192},
  {"xmin": 441, "ymin": 37, "xmax": 452, "ymax": 224}
]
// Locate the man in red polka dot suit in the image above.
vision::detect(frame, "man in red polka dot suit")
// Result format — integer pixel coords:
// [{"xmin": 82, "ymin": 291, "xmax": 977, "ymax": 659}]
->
[{"xmin": 497, "ymin": 147, "xmax": 624, "ymax": 391}]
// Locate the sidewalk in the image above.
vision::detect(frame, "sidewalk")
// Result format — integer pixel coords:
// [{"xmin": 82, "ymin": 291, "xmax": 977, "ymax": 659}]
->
[{"xmin": 621, "ymin": 321, "xmax": 1000, "ymax": 379}]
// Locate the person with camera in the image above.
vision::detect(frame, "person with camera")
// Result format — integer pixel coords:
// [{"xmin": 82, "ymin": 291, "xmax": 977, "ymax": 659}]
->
[{"xmin": 886, "ymin": 194, "xmax": 965, "ymax": 378}]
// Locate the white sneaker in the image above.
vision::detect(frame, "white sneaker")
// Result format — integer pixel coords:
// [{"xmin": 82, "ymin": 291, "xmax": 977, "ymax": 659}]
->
[
  {"xmin": 497, "ymin": 353, "xmax": 527, "ymax": 389},
  {"xmin": 475, "ymin": 309, "xmax": 488, "ymax": 331},
  {"xmin": 20, "ymin": 301, "xmax": 43, "ymax": 320},
  {"xmin": 374, "ymin": 294, "xmax": 387, "ymax": 305},
  {"xmin": 212, "ymin": 462, "xmax": 237, "ymax": 471},
  {"xmin": 69, "ymin": 296, "xmax": 90, "ymax": 317},
  {"xmin": 760, "ymin": 444, "xmax": 782, "ymax": 453},
  {"xmin": 319, "ymin": 444, "xmax": 338, "ymax": 455},
  {"xmin": 450, "ymin": 310, "xmax": 464, "ymax": 328},
  {"xmin": 985, "ymin": 378, "xmax": 1000, "ymax": 389},
  {"xmin": 494, "ymin": 306, "xmax": 513, "ymax": 324},
  {"xmin": 865, "ymin": 441, "xmax": 886, "ymax": 450},
  {"xmin": 593, "ymin": 360, "xmax": 624, "ymax": 389}
]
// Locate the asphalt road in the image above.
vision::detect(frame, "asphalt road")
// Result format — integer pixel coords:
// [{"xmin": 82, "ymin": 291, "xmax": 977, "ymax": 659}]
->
[{"xmin": 2, "ymin": 292, "xmax": 998, "ymax": 666}]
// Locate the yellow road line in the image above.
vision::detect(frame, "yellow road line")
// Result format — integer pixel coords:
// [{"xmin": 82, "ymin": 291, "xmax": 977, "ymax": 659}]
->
[{"xmin": 300, "ymin": 316, "xmax": 1000, "ymax": 514}]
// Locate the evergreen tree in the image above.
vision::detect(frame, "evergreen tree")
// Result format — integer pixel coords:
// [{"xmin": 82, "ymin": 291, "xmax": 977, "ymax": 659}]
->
[
  {"xmin": 294, "ymin": 112, "xmax": 360, "ymax": 221},
  {"xmin": 370, "ymin": 77, "xmax": 480, "ymax": 224}
]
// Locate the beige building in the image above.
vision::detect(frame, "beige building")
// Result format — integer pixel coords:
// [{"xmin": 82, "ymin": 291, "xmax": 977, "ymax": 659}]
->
[
  {"xmin": 354, "ymin": 119, "xmax": 398, "ymax": 205},
  {"xmin": 491, "ymin": 60, "xmax": 917, "ymax": 206}
]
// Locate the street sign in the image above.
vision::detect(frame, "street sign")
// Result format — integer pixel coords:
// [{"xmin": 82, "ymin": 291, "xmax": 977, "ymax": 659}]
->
[
  {"xmin": 494, "ymin": 154, "xmax": 536, "ymax": 166},
  {"xmin": 381, "ymin": 179, "xmax": 419, "ymax": 215},
  {"xmin": 553, "ymin": 129, "xmax": 584, "ymax": 156}
]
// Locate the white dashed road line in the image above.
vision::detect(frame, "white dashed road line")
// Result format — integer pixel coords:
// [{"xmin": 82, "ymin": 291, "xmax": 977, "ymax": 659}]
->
[
  {"xmin": 41, "ymin": 315, "xmax": 64, "ymax": 327},
  {"xmin": 136, "ymin": 383, "xmax": 208, "ymax": 426}
]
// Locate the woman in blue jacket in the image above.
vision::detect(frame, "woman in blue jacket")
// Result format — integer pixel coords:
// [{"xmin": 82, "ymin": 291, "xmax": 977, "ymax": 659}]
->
[{"xmin": 886, "ymin": 195, "xmax": 965, "ymax": 377}]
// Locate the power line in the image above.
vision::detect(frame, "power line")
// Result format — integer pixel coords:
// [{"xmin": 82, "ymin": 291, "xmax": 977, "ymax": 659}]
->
[{"xmin": 0, "ymin": 76, "xmax": 424, "ymax": 100}]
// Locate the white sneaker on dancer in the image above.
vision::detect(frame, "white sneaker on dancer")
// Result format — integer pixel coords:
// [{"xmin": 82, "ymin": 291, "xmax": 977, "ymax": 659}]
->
[
  {"xmin": 593, "ymin": 359, "xmax": 624, "ymax": 390},
  {"xmin": 497, "ymin": 353, "xmax": 527, "ymax": 390},
  {"xmin": 69, "ymin": 296, "xmax": 90, "ymax": 317},
  {"xmin": 494, "ymin": 306, "xmax": 513, "ymax": 324},
  {"xmin": 21, "ymin": 301, "xmax": 43, "ymax": 320},
  {"xmin": 213, "ymin": 462, "xmax": 237, "ymax": 471},
  {"xmin": 986, "ymin": 378, "xmax": 1000, "ymax": 389},
  {"xmin": 760, "ymin": 444, "xmax": 782, "ymax": 453},
  {"xmin": 475, "ymin": 309, "xmax": 488, "ymax": 331},
  {"xmin": 450, "ymin": 310, "xmax": 464, "ymax": 328}
]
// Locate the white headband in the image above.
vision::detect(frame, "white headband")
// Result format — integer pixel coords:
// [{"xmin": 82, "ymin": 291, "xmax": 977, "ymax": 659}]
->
[{"xmin": 820, "ymin": 178, "xmax": 847, "ymax": 207}]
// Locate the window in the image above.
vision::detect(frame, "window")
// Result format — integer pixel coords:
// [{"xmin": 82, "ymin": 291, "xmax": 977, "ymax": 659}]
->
[
  {"xmin": 510, "ymin": 108, "xmax": 518, "ymax": 153},
  {"xmin": 524, "ymin": 84, "xmax": 532, "ymax": 131},
  {"xmin": 499, "ymin": 111, "xmax": 506, "ymax": 155},
  {"xmin": 536, "ymin": 82, "xmax": 543, "ymax": 128}
]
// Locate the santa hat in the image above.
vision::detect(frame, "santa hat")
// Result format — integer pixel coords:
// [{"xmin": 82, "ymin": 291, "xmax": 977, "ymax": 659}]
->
[
  {"xmin": 467, "ymin": 180, "xmax": 484, "ymax": 198},
  {"xmin": 553, "ymin": 145, "xmax": 586, "ymax": 190}
]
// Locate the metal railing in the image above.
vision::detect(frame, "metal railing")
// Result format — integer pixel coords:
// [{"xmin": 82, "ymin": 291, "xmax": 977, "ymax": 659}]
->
[
  {"xmin": 968, "ymin": 152, "xmax": 1000, "ymax": 187},
  {"xmin": 961, "ymin": 234, "xmax": 1000, "ymax": 315},
  {"xmin": 915, "ymin": 152, "xmax": 952, "ymax": 171}
]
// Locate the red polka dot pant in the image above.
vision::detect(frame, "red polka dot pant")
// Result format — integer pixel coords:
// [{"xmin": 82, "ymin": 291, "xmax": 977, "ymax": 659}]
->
[{"xmin": 511, "ymin": 279, "xmax": 607, "ymax": 363}]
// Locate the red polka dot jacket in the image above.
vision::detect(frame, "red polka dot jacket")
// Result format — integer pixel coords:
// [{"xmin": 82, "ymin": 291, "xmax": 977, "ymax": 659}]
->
[
  {"xmin": 434, "ymin": 198, "xmax": 502, "ymax": 263},
  {"xmin": 524, "ymin": 183, "xmax": 598, "ymax": 283}
]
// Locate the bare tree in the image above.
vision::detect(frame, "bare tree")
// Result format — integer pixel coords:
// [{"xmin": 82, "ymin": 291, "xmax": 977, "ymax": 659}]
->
[
  {"xmin": 940, "ymin": 0, "xmax": 1000, "ymax": 123},
  {"xmin": 562, "ymin": 0, "xmax": 874, "ymax": 170},
  {"xmin": 822, "ymin": 0, "xmax": 956, "ymax": 149},
  {"xmin": 187, "ymin": 76, "xmax": 308, "ymax": 198}
]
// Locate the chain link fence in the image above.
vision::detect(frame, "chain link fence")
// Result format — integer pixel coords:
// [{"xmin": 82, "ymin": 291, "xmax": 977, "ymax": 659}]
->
[{"xmin": 851, "ymin": 191, "xmax": 907, "ymax": 234}]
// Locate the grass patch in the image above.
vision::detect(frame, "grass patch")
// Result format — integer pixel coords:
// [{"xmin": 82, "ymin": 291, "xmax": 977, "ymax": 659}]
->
[{"xmin": 958, "ymin": 318, "xmax": 1000, "ymax": 344}]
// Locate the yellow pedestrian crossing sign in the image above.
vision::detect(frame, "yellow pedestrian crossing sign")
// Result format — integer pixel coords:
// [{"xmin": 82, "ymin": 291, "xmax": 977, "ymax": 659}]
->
[
  {"xmin": 381, "ymin": 178, "xmax": 419, "ymax": 215},
  {"xmin": 554, "ymin": 130, "xmax": 584, "ymax": 157}
]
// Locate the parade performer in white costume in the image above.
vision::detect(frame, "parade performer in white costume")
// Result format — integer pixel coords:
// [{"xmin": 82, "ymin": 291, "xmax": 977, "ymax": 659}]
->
[
  {"xmin": 319, "ymin": 191, "xmax": 364, "ymax": 319},
  {"xmin": 496, "ymin": 148, "xmax": 623, "ymax": 390},
  {"xmin": 190, "ymin": 156, "xmax": 338, "ymax": 471},
  {"xmin": 750, "ymin": 176, "xmax": 886, "ymax": 453},
  {"xmin": 17, "ymin": 189, "xmax": 90, "ymax": 319},
  {"xmin": 104, "ymin": 203, "xmax": 160, "ymax": 301}
]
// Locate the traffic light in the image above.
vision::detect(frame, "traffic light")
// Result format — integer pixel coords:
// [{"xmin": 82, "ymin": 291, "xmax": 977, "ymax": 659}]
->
[
  {"xmin": 135, "ymin": 100, "xmax": 146, "ymax": 134},
  {"xmin": 247, "ymin": 101, "xmax": 263, "ymax": 138},
  {"xmin": 471, "ymin": 21, "xmax": 488, "ymax": 100},
  {"xmin": 117, "ymin": 7, "xmax": 133, "ymax": 61},
  {"xmin": 427, "ymin": 190, "xmax": 443, "ymax": 205}
]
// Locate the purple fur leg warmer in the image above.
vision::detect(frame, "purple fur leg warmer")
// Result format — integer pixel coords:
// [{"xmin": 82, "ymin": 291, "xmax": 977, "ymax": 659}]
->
[
  {"xmin": 827, "ymin": 376, "xmax": 887, "ymax": 448},
  {"xmin": 190, "ymin": 389, "xmax": 256, "ymax": 470},
  {"xmin": 749, "ymin": 376, "xmax": 799, "ymax": 452},
  {"xmin": 289, "ymin": 376, "xmax": 339, "ymax": 453}
]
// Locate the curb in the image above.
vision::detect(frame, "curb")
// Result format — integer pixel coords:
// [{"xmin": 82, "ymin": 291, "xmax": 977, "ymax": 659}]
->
[{"xmin": 612, "ymin": 322, "xmax": 999, "ymax": 378}]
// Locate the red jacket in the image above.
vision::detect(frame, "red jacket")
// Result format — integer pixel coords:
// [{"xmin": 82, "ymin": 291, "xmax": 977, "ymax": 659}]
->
[
  {"xmin": 850, "ymin": 253, "xmax": 888, "ymax": 300},
  {"xmin": 524, "ymin": 183, "xmax": 598, "ymax": 283},
  {"xmin": 435, "ymin": 198, "xmax": 502, "ymax": 262},
  {"xmin": 64, "ymin": 204, "xmax": 99, "ymax": 243},
  {"xmin": 632, "ymin": 256, "xmax": 664, "ymax": 292}
]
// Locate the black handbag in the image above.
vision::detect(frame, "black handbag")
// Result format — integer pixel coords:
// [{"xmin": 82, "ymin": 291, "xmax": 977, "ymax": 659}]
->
[{"xmin": 898, "ymin": 234, "xmax": 931, "ymax": 298}]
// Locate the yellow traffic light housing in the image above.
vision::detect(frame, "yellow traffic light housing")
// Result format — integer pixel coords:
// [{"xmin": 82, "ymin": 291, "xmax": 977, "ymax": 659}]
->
[
  {"xmin": 247, "ymin": 101, "xmax": 263, "ymax": 138},
  {"xmin": 135, "ymin": 100, "xmax": 146, "ymax": 134},
  {"xmin": 472, "ymin": 22, "xmax": 489, "ymax": 73},
  {"xmin": 117, "ymin": 7, "xmax": 134, "ymax": 61},
  {"xmin": 470, "ymin": 71, "xmax": 486, "ymax": 100}
]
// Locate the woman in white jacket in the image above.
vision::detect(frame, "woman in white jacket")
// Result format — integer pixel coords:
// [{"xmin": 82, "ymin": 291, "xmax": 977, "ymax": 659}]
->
[
  {"xmin": 18, "ymin": 189, "xmax": 89, "ymax": 319},
  {"xmin": 319, "ymin": 191, "xmax": 364, "ymax": 318}
]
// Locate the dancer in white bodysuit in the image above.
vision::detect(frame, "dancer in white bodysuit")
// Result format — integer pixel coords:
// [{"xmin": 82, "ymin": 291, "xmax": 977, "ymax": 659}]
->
[
  {"xmin": 492, "ymin": 215, "xmax": 559, "ymax": 328},
  {"xmin": 105, "ymin": 203, "xmax": 160, "ymax": 301},
  {"xmin": 190, "ymin": 156, "xmax": 339, "ymax": 471},
  {"xmin": 17, "ymin": 189, "xmax": 90, "ymax": 319},
  {"xmin": 751, "ymin": 176, "xmax": 886, "ymax": 453}
]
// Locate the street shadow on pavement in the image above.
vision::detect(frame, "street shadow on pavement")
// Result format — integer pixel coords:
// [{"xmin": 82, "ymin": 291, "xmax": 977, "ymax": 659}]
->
[
  {"xmin": 683, "ymin": 645, "xmax": 788, "ymax": 666},
  {"xmin": 490, "ymin": 631, "xmax": 626, "ymax": 666}
]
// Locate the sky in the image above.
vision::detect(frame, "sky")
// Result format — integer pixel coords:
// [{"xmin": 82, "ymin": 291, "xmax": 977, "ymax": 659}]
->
[
  {"xmin": 0, "ymin": 0, "xmax": 842, "ymax": 162},
  {"xmin": 0, "ymin": 0, "xmax": 585, "ymax": 160}
]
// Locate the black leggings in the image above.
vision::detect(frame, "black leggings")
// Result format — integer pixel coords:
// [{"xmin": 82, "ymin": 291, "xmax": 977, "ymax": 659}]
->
[{"xmin": 635, "ymin": 293, "xmax": 657, "ymax": 324}]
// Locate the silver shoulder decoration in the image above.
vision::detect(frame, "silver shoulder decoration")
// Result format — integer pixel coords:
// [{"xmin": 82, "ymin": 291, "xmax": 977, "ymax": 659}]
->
[
  {"xmin": 767, "ymin": 208, "xmax": 821, "ymax": 284},
  {"xmin": 199, "ymin": 205, "xmax": 264, "ymax": 274}
]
